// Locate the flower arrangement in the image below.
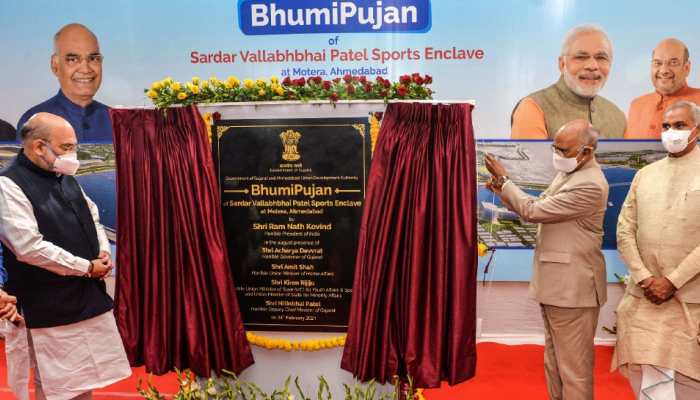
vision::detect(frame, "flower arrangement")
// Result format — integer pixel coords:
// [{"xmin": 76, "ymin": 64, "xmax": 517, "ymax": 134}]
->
[
  {"xmin": 138, "ymin": 370, "xmax": 425, "ymax": 400},
  {"xmin": 145, "ymin": 74, "xmax": 434, "ymax": 108}
]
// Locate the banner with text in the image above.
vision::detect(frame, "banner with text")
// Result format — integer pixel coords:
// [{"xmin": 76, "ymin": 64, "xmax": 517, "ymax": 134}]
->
[
  {"xmin": 4, "ymin": 0, "xmax": 700, "ymax": 138},
  {"xmin": 3, "ymin": 0, "xmax": 698, "ymax": 283}
]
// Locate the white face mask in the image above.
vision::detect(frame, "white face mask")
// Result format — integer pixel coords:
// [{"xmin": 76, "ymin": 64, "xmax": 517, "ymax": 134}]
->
[
  {"xmin": 552, "ymin": 148, "xmax": 583, "ymax": 173},
  {"xmin": 53, "ymin": 152, "xmax": 80, "ymax": 175},
  {"xmin": 44, "ymin": 144, "xmax": 80, "ymax": 175},
  {"xmin": 661, "ymin": 129, "xmax": 693, "ymax": 154}
]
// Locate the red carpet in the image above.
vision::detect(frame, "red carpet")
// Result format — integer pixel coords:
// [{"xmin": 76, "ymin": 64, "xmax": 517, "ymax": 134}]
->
[
  {"xmin": 425, "ymin": 343, "xmax": 634, "ymax": 399},
  {"xmin": 0, "ymin": 341, "xmax": 633, "ymax": 399}
]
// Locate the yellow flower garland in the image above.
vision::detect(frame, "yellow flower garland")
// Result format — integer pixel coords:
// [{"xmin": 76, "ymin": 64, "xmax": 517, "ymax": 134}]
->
[
  {"xmin": 245, "ymin": 332, "xmax": 426, "ymax": 397},
  {"xmin": 201, "ymin": 112, "xmax": 213, "ymax": 143},
  {"xmin": 246, "ymin": 331, "xmax": 346, "ymax": 352},
  {"xmin": 478, "ymin": 242, "xmax": 489, "ymax": 257},
  {"xmin": 145, "ymin": 74, "xmax": 434, "ymax": 108},
  {"xmin": 369, "ymin": 113, "xmax": 381, "ymax": 154}
]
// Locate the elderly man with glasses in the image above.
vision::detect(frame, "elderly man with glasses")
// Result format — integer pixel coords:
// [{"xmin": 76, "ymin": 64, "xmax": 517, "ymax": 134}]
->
[
  {"xmin": 613, "ymin": 101, "xmax": 700, "ymax": 399},
  {"xmin": 625, "ymin": 38, "xmax": 700, "ymax": 138},
  {"xmin": 486, "ymin": 119, "xmax": 609, "ymax": 400},
  {"xmin": 16, "ymin": 23, "xmax": 111, "ymax": 142},
  {"xmin": 511, "ymin": 24, "xmax": 626, "ymax": 139},
  {"xmin": 1, "ymin": 113, "xmax": 131, "ymax": 400}
]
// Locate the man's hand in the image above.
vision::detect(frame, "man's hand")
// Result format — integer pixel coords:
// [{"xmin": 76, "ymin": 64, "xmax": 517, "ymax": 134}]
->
[
  {"xmin": 640, "ymin": 277, "xmax": 676, "ymax": 304},
  {"xmin": 638, "ymin": 277, "xmax": 654, "ymax": 290},
  {"xmin": 98, "ymin": 250, "xmax": 113, "ymax": 269},
  {"xmin": 89, "ymin": 258, "xmax": 112, "ymax": 279},
  {"xmin": 0, "ymin": 290, "xmax": 23, "ymax": 323},
  {"xmin": 485, "ymin": 153, "xmax": 508, "ymax": 178},
  {"xmin": 485, "ymin": 176, "xmax": 502, "ymax": 193}
]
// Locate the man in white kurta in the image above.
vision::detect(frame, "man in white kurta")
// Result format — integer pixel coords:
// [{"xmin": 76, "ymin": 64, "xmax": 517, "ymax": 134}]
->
[
  {"xmin": 0, "ymin": 113, "xmax": 131, "ymax": 400},
  {"xmin": 612, "ymin": 100, "xmax": 700, "ymax": 399}
]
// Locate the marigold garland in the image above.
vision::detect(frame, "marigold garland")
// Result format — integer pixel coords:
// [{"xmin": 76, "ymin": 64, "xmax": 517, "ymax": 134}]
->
[
  {"xmin": 145, "ymin": 73, "xmax": 433, "ymax": 108},
  {"xmin": 201, "ymin": 112, "xmax": 213, "ymax": 143},
  {"xmin": 478, "ymin": 242, "xmax": 489, "ymax": 257},
  {"xmin": 369, "ymin": 112, "xmax": 381, "ymax": 154},
  {"xmin": 246, "ymin": 331, "xmax": 346, "ymax": 352}
]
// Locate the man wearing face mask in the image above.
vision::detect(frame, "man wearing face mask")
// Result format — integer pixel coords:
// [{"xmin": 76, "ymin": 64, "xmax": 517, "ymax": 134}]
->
[
  {"xmin": 612, "ymin": 100, "xmax": 700, "ymax": 398},
  {"xmin": 0, "ymin": 112, "xmax": 130, "ymax": 400},
  {"xmin": 511, "ymin": 24, "xmax": 626, "ymax": 139},
  {"xmin": 485, "ymin": 119, "xmax": 609, "ymax": 400}
]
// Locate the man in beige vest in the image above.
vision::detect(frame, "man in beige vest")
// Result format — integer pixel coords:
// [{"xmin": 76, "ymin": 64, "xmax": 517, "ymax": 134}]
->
[
  {"xmin": 612, "ymin": 100, "xmax": 700, "ymax": 399},
  {"xmin": 511, "ymin": 24, "xmax": 626, "ymax": 139},
  {"xmin": 486, "ymin": 119, "xmax": 609, "ymax": 399}
]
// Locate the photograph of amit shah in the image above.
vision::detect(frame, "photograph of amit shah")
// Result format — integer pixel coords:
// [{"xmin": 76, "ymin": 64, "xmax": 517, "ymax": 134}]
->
[{"xmin": 625, "ymin": 38, "xmax": 700, "ymax": 138}]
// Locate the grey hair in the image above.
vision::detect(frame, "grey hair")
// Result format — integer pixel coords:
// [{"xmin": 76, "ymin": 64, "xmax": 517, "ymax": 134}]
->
[
  {"xmin": 665, "ymin": 100, "xmax": 700, "ymax": 126},
  {"xmin": 561, "ymin": 24, "xmax": 612, "ymax": 58},
  {"xmin": 19, "ymin": 115, "xmax": 51, "ymax": 141},
  {"xmin": 53, "ymin": 23, "xmax": 97, "ymax": 54}
]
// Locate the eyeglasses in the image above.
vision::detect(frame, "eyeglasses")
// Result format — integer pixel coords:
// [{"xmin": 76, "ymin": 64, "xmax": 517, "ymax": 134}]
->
[
  {"xmin": 652, "ymin": 59, "xmax": 685, "ymax": 68},
  {"xmin": 60, "ymin": 53, "xmax": 104, "ymax": 66},
  {"xmin": 566, "ymin": 52, "xmax": 611, "ymax": 65},
  {"xmin": 551, "ymin": 144, "xmax": 568, "ymax": 156},
  {"xmin": 551, "ymin": 144, "xmax": 587, "ymax": 157},
  {"xmin": 42, "ymin": 139, "xmax": 79, "ymax": 153}
]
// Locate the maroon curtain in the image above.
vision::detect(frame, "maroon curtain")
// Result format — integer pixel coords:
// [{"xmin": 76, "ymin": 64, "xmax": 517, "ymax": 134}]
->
[
  {"xmin": 341, "ymin": 103, "xmax": 477, "ymax": 388},
  {"xmin": 110, "ymin": 105, "xmax": 254, "ymax": 377}
]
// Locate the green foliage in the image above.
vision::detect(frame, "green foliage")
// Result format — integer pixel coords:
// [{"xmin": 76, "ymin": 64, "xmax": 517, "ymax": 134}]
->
[{"xmin": 137, "ymin": 370, "xmax": 420, "ymax": 400}]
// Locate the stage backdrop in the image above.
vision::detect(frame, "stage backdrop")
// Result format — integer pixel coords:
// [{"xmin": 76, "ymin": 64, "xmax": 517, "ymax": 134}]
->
[{"xmin": 2, "ymin": 0, "xmax": 698, "ymax": 284}]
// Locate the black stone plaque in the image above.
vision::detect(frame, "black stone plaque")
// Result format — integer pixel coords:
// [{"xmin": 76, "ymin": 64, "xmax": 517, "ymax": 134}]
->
[{"xmin": 214, "ymin": 117, "xmax": 370, "ymax": 331}]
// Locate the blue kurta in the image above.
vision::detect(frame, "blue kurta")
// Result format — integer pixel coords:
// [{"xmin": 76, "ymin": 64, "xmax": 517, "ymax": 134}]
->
[{"xmin": 16, "ymin": 90, "xmax": 113, "ymax": 142}]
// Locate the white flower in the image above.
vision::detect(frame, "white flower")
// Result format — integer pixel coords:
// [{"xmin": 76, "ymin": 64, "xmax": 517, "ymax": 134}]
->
[{"xmin": 207, "ymin": 386, "xmax": 217, "ymax": 395}]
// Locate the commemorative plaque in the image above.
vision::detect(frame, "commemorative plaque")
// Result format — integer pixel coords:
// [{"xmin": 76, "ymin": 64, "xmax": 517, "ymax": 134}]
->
[{"xmin": 214, "ymin": 118, "xmax": 371, "ymax": 331}]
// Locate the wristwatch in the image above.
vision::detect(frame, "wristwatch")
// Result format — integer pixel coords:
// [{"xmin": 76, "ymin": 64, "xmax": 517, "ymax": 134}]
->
[{"xmin": 493, "ymin": 175, "xmax": 510, "ymax": 189}]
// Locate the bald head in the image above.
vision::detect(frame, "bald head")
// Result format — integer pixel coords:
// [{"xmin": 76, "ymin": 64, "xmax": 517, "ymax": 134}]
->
[
  {"xmin": 652, "ymin": 38, "xmax": 690, "ymax": 95},
  {"xmin": 53, "ymin": 23, "xmax": 98, "ymax": 54},
  {"xmin": 555, "ymin": 119, "xmax": 600, "ymax": 149},
  {"xmin": 550, "ymin": 119, "xmax": 598, "ymax": 172},
  {"xmin": 653, "ymin": 38, "xmax": 689, "ymax": 63},
  {"xmin": 20, "ymin": 112, "xmax": 74, "ymax": 143},
  {"xmin": 20, "ymin": 113, "xmax": 78, "ymax": 173}
]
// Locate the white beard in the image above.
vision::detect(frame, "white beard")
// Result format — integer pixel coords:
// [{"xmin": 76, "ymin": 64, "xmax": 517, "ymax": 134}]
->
[{"xmin": 562, "ymin": 70, "xmax": 605, "ymax": 98}]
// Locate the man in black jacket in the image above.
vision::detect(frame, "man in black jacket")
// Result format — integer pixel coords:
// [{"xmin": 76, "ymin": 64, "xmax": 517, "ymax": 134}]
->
[{"xmin": 0, "ymin": 112, "xmax": 130, "ymax": 400}]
